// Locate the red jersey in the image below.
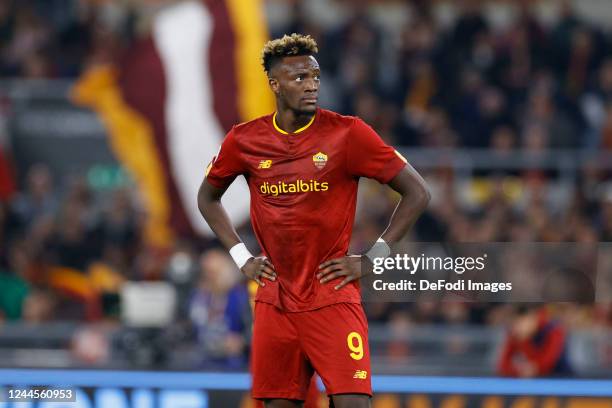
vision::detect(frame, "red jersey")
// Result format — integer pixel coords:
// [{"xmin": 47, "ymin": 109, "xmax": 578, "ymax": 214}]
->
[
  {"xmin": 498, "ymin": 310, "xmax": 570, "ymax": 377},
  {"xmin": 206, "ymin": 108, "xmax": 406, "ymax": 311}
]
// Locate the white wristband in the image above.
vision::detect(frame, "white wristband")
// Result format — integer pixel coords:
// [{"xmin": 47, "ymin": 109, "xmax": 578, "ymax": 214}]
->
[
  {"xmin": 229, "ymin": 243, "xmax": 254, "ymax": 269},
  {"xmin": 364, "ymin": 238, "xmax": 391, "ymax": 263}
]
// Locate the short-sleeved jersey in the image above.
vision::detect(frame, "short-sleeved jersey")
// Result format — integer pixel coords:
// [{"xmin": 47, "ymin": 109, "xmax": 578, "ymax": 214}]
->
[{"xmin": 206, "ymin": 108, "xmax": 406, "ymax": 312}]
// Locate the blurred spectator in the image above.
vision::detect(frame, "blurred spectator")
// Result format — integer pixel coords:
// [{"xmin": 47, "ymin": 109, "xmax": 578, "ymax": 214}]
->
[
  {"xmin": 2, "ymin": 5, "xmax": 50, "ymax": 76},
  {"xmin": 386, "ymin": 310, "xmax": 412, "ymax": 361},
  {"xmin": 451, "ymin": 0, "xmax": 489, "ymax": 54},
  {"xmin": 21, "ymin": 287, "xmax": 56, "ymax": 323},
  {"xmin": 48, "ymin": 194, "xmax": 96, "ymax": 271},
  {"xmin": 0, "ymin": 202, "xmax": 8, "ymax": 260},
  {"xmin": 498, "ymin": 305, "xmax": 571, "ymax": 377},
  {"xmin": 189, "ymin": 249, "xmax": 251, "ymax": 368},
  {"xmin": 599, "ymin": 191, "xmax": 612, "ymax": 241},
  {"xmin": 521, "ymin": 86, "xmax": 577, "ymax": 148},
  {"xmin": 71, "ymin": 326, "xmax": 110, "ymax": 365},
  {"xmin": 581, "ymin": 58, "xmax": 612, "ymax": 148},
  {"xmin": 0, "ymin": 264, "xmax": 29, "ymax": 320},
  {"xmin": 10, "ymin": 164, "xmax": 57, "ymax": 229},
  {"xmin": 0, "ymin": 128, "xmax": 15, "ymax": 201}
]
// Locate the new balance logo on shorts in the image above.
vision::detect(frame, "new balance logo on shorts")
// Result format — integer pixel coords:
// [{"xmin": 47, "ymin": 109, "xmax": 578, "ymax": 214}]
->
[{"xmin": 353, "ymin": 370, "xmax": 368, "ymax": 379}]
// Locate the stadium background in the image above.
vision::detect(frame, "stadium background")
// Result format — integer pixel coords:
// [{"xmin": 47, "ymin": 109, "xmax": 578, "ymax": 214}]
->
[{"xmin": 0, "ymin": 0, "xmax": 612, "ymax": 406}]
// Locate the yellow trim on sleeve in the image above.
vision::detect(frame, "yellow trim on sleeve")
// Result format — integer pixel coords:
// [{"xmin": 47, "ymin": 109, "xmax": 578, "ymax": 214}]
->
[{"xmin": 394, "ymin": 150, "xmax": 408, "ymax": 163}]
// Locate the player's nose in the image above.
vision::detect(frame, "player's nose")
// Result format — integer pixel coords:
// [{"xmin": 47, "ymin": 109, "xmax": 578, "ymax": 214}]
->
[{"xmin": 304, "ymin": 78, "xmax": 318, "ymax": 92}]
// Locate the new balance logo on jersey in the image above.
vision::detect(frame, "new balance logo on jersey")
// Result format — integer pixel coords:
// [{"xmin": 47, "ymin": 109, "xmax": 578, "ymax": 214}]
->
[
  {"xmin": 258, "ymin": 160, "xmax": 273, "ymax": 169},
  {"xmin": 353, "ymin": 370, "xmax": 368, "ymax": 379}
]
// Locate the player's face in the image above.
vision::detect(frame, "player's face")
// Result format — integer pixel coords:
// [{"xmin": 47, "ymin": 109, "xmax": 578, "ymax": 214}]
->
[
  {"xmin": 512, "ymin": 313, "xmax": 538, "ymax": 340},
  {"xmin": 269, "ymin": 55, "xmax": 320, "ymax": 114}
]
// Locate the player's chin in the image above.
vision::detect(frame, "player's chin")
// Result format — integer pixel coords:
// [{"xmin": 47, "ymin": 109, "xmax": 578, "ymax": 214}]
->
[{"xmin": 299, "ymin": 102, "xmax": 318, "ymax": 114}]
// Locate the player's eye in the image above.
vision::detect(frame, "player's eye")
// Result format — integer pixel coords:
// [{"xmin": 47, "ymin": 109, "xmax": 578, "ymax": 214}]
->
[
  {"xmin": 295, "ymin": 75, "xmax": 303, "ymax": 82},
  {"xmin": 314, "ymin": 74, "xmax": 320, "ymax": 81}
]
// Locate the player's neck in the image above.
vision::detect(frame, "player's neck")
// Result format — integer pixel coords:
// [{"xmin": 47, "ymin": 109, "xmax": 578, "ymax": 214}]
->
[{"xmin": 274, "ymin": 108, "xmax": 315, "ymax": 134}]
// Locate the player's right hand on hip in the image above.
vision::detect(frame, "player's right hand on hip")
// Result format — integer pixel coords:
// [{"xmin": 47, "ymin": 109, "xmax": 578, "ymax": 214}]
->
[{"xmin": 241, "ymin": 257, "xmax": 276, "ymax": 287}]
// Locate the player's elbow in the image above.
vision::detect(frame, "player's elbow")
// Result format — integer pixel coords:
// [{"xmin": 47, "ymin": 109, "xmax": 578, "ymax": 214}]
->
[
  {"xmin": 197, "ymin": 180, "xmax": 218, "ymax": 216},
  {"xmin": 412, "ymin": 178, "xmax": 431, "ymax": 211},
  {"xmin": 421, "ymin": 182, "xmax": 432, "ymax": 207},
  {"xmin": 390, "ymin": 167, "xmax": 431, "ymax": 209},
  {"xmin": 197, "ymin": 186, "xmax": 208, "ymax": 217}
]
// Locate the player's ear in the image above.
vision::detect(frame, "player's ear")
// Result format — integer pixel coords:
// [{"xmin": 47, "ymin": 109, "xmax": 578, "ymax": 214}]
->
[{"xmin": 269, "ymin": 77, "xmax": 280, "ymax": 94}]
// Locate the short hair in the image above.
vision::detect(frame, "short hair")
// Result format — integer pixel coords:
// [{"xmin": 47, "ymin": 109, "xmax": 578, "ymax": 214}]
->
[{"xmin": 261, "ymin": 33, "xmax": 318, "ymax": 75}]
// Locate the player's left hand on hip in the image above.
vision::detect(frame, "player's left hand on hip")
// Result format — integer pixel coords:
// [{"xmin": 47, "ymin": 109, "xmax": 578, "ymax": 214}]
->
[{"xmin": 317, "ymin": 255, "xmax": 363, "ymax": 290}]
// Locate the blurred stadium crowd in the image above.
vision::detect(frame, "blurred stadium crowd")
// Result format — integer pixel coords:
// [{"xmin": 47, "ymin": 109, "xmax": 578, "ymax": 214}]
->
[{"xmin": 1, "ymin": 0, "xmax": 612, "ymax": 372}]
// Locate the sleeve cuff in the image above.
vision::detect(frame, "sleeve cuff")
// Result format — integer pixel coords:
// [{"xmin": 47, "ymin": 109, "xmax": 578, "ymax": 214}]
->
[
  {"xmin": 377, "ymin": 159, "xmax": 406, "ymax": 184},
  {"xmin": 206, "ymin": 175, "xmax": 230, "ymax": 189}
]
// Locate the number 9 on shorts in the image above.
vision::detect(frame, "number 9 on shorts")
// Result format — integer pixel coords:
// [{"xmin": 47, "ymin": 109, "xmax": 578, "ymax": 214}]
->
[{"xmin": 347, "ymin": 331, "xmax": 364, "ymax": 360}]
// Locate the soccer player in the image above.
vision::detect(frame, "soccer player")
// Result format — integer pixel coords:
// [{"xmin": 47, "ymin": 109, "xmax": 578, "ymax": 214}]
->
[{"xmin": 198, "ymin": 33, "xmax": 430, "ymax": 408}]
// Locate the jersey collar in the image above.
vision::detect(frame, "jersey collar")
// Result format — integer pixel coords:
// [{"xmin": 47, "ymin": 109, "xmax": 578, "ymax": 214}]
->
[{"xmin": 273, "ymin": 111, "xmax": 316, "ymax": 135}]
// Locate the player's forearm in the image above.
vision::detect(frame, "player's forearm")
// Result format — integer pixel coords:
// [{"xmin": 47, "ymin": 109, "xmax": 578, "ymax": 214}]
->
[
  {"xmin": 200, "ymin": 201, "xmax": 243, "ymax": 249},
  {"xmin": 197, "ymin": 180, "xmax": 242, "ymax": 250},
  {"xmin": 380, "ymin": 194, "xmax": 428, "ymax": 244},
  {"xmin": 380, "ymin": 164, "xmax": 430, "ymax": 244}
]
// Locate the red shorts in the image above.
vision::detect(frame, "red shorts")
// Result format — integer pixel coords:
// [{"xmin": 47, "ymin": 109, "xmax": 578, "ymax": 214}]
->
[{"xmin": 251, "ymin": 302, "xmax": 372, "ymax": 400}]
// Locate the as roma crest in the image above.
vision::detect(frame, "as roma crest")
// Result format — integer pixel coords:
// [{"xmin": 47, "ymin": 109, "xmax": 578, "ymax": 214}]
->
[{"xmin": 312, "ymin": 152, "xmax": 328, "ymax": 170}]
